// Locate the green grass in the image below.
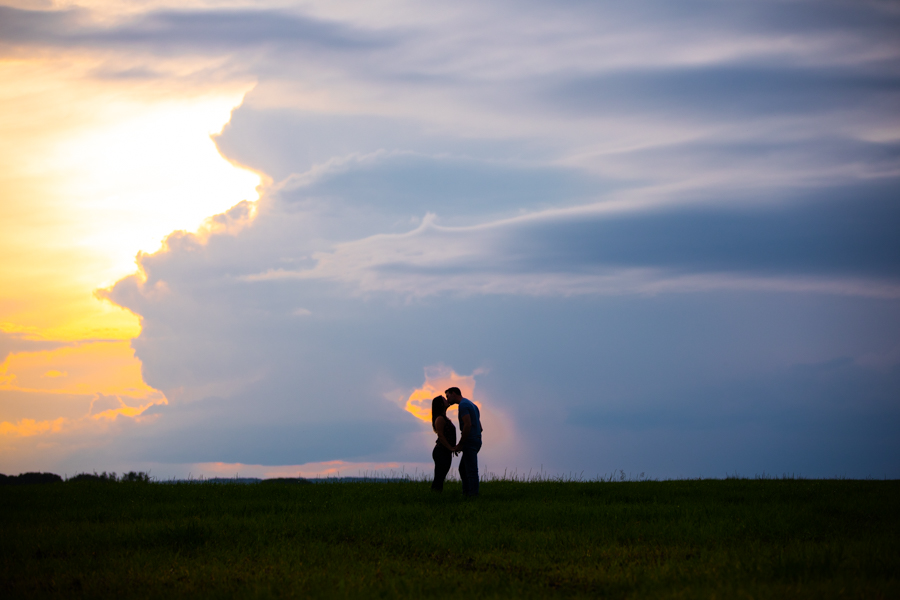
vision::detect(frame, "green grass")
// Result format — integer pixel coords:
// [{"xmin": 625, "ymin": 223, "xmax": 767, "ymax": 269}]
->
[{"xmin": 1, "ymin": 478, "xmax": 898, "ymax": 598}]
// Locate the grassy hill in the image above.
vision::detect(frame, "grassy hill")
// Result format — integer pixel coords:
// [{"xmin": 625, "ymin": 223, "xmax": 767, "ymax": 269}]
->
[{"xmin": 1, "ymin": 478, "xmax": 898, "ymax": 598}]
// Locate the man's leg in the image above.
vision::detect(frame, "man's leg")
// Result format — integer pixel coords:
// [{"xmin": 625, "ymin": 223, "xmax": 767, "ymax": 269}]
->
[
  {"xmin": 458, "ymin": 456, "xmax": 469, "ymax": 495},
  {"xmin": 460, "ymin": 443, "xmax": 480, "ymax": 496}
]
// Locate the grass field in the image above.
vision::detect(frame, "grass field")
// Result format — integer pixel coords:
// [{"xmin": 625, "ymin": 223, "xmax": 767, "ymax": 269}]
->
[{"xmin": 1, "ymin": 477, "xmax": 898, "ymax": 598}]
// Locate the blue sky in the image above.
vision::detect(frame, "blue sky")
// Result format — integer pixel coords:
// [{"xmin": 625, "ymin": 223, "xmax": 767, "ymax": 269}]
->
[{"xmin": 2, "ymin": 0, "xmax": 898, "ymax": 478}]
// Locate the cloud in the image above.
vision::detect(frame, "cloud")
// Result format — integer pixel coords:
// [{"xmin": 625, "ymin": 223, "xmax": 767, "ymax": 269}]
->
[
  {"xmin": 0, "ymin": 390, "xmax": 91, "ymax": 423},
  {"xmin": 0, "ymin": 341, "xmax": 167, "ymax": 446},
  {"xmin": 0, "ymin": 341, "xmax": 164, "ymax": 399},
  {"xmin": 94, "ymin": 178, "xmax": 899, "ymax": 476},
  {"xmin": 506, "ymin": 181, "xmax": 900, "ymax": 280},
  {"xmin": 266, "ymin": 176, "xmax": 900, "ymax": 299},
  {"xmin": 547, "ymin": 65, "xmax": 900, "ymax": 121},
  {"xmin": 856, "ymin": 344, "xmax": 900, "ymax": 370},
  {"xmin": 276, "ymin": 151, "xmax": 607, "ymax": 224},
  {"xmin": 0, "ymin": 5, "xmax": 79, "ymax": 47},
  {"xmin": 91, "ymin": 80, "xmax": 900, "ymax": 473},
  {"xmin": 567, "ymin": 358, "xmax": 900, "ymax": 432},
  {"xmin": 0, "ymin": 417, "xmax": 67, "ymax": 437},
  {"xmin": 0, "ymin": 330, "xmax": 69, "ymax": 364},
  {"xmin": 215, "ymin": 107, "xmax": 529, "ymax": 182},
  {"xmin": 0, "ymin": 6, "xmax": 391, "ymax": 53},
  {"xmin": 5, "ymin": 0, "xmax": 900, "ymax": 479}
]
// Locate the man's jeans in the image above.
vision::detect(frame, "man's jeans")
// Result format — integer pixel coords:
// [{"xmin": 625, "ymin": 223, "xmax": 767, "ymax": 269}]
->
[{"xmin": 458, "ymin": 439, "xmax": 482, "ymax": 496}]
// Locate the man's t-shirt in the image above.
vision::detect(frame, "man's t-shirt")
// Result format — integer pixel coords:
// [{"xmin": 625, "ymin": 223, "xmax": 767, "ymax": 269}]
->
[{"xmin": 457, "ymin": 398, "xmax": 482, "ymax": 442}]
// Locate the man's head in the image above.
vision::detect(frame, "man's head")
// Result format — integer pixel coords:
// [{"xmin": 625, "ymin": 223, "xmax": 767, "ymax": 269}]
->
[{"xmin": 444, "ymin": 387, "xmax": 462, "ymax": 404}]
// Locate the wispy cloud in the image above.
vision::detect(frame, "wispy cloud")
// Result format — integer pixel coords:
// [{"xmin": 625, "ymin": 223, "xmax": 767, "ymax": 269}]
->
[{"xmin": 0, "ymin": 5, "xmax": 392, "ymax": 52}]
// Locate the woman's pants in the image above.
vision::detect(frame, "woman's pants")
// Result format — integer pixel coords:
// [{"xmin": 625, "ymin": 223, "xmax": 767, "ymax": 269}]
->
[{"xmin": 431, "ymin": 445, "xmax": 452, "ymax": 491}]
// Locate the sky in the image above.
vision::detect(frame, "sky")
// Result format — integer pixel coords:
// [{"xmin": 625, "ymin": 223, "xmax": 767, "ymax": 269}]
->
[{"xmin": 1, "ymin": 0, "xmax": 898, "ymax": 480}]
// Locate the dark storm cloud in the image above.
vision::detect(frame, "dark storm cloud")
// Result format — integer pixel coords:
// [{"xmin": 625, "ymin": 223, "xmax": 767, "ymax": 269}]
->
[
  {"xmin": 91, "ymin": 9, "xmax": 389, "ymax": 52},
  {"xmin": 716, "ymin": 0, "xmax": 900, "ymax": 40},
  {"xmin": 564, "ymin": 356, "xmax": 900, "ymax": 476},
  {"xmin": 280, "ymin": 152, "xmax": 610, "ymax": 222},
  {"xmin": 548, "ymin": 65, "xmax": 900, "ymax": 120},
  {"xmin": 0, "ymin": 5, "xmax": 78, "ymax": 46},
  {"xmin": 216, "ymin": 107, "xmax": 551, "ymax": 183},
  {"xmin": 567, "ymin": 358, "xmax": 900, "ymax": 432},
  {"xmin": 287, "ymin": 170, "xmax": 900, "ymax": 296},
  {"xmin": 538, "ymin": 0, "xmax": 900, "ymax": 42},
  {"xmin": 503, "ymin": 179, "xmax": 900, "ymax": 279}
]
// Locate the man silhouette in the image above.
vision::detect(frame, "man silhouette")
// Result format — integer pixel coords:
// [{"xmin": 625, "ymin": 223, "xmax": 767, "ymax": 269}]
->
[{"xmin": 446, "ymin": 387, "xmax": 482, "ymax": 497}]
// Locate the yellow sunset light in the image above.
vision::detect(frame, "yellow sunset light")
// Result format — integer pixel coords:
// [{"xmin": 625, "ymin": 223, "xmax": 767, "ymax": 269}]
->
[
  {"xmin": 48, "ymin": 96, "xmax": 261, "ymax": 281},
  {"xmin": 405, "ymin": 366, "xmax": 479, "ymax": 423},
  {"xmin": 0, "ymin": 341, "xmax": 168, "ymax": 438},
  {"xmin": 0, "ymin": 342, "xmax": 160, "ymax": 399},
  {"xmin": 0, "ymin": 58, "xmax": 260, "ymax": 341},
  {"xmin": 0, "ymin": 51, "xmax": 261, "ymax": 442}
]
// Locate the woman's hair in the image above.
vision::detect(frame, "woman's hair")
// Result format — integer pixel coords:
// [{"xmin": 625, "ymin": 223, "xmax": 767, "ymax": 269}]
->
[{"xmin": 431, "ymin": 396, "xmax": 446, "ymax": 431}]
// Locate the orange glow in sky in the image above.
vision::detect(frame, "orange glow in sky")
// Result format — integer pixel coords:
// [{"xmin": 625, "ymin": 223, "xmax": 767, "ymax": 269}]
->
[
  {"xmin": 1, "ymin": 342, "xmax": 162, "ymax": 399},
  {"xmin": 405, "ymin": 365, "xmax": 481, "ymax": 423},
  {"xmin": 0, "ymin": 341, "xmax": 167, "ymax": 436},
  {"xmin": 192, "ymin": 460, "xmax": 427, "ymax": 480}
]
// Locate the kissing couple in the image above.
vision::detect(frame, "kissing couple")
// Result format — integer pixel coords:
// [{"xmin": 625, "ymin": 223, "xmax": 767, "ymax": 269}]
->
[{"xmin": 430, "ymin": 387, "xmax": 483, "ymax": 497}]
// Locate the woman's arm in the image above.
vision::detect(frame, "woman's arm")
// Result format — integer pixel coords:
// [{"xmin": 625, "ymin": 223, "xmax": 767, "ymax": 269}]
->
[{"xmin": 434, "ymin": 416, "xmax": 454, "ymax": 451}]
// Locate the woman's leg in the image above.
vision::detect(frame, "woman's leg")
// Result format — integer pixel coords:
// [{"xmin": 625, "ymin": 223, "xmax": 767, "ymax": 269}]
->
[{"xmin": 431, "ymin": 446, "xmax": 451, "ymax": 491}]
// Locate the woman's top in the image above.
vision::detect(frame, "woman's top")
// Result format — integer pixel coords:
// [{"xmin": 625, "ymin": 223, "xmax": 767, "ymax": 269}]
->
[{"xmin": 434, "ymin": 416, "xmax": 457, "ymax": 449}]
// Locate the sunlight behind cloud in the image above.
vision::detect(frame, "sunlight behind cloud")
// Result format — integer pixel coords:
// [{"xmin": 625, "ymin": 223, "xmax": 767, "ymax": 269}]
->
[
  {"xmin": 0, "ymin": 342, "xmax": 161, "ymax": 399},
  {"xmin": 405, "ymin": 365, "xmax": 480, "ymax": 423},
  {"xmin": 49, "ymin": 95, "xmax": 262, "ymax": 285},
  {"xmin": 0, "ymin": 418, "xmax": 68, "ymax": 438},
  {"xmin": 0, "ymin": 53, "xmax": 253, "ymax": 445},
  {"xmin": 0, "ymin": 58, "xmax": 259, "ymax": 341},
  {"xmin": 0, "ymin": 341, "xmax": 167, "ymax": 438}
]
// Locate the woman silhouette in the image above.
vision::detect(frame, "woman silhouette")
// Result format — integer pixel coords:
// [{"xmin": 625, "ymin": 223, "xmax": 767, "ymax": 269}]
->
[{"xmin": 431, "ymin": 395, "xmax": 457, "ymax": 492}]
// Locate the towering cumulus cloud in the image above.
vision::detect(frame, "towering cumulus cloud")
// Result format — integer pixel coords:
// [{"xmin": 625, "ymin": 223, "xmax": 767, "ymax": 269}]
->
[{"xmin": 2, "ymin": 0, "xmax": 899, "ymax": 478}]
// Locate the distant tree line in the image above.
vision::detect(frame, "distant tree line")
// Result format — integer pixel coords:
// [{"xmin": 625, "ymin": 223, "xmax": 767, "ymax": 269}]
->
[{"xmin": 0, "ymin": 471, "xmax": 151, "ymax": 485}]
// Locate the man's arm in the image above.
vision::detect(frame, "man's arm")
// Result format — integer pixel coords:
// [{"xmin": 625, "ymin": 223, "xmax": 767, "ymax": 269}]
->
[{"xmin": 455, "ymin": 414, "xmax": 472, "ymax": 451}]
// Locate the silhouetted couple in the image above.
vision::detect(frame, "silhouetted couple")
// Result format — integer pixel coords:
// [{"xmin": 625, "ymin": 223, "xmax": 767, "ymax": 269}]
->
[{"xmin": 431, "ymin": 387, "xmax": 483, "ymax": 496}]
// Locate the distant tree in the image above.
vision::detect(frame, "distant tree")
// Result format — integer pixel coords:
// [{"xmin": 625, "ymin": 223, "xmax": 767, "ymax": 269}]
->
[
  {"xmin": 121, "ymin": 471, "xmax": 151, "ymax": 483},
  {"xmin": 0, "ymin": 472, "xmax": 63, "ymax": 485},
  {"xmin": 67, "ymin": 471, "xmax": 152, "ymax": 483},
  {"xmin": 68, "ymin": 471, "xmax": 116, "ymax": 483},
  {"xmin": 260, "ymin": 477, "xmax": 312, "ymax": 485}
]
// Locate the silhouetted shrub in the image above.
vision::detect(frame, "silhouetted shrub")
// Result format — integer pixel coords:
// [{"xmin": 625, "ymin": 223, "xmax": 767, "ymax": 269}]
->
[
  {"xmin": 67, "ymin": 471, "xmax": 152, "ymax": 483},
  {"xmin": 121, "ymin": 471, "xmax": 151, "ymax": 483},
  {"xmin": 68, "ymin": 472, "xmax": 117, "ymax": 483},
  {"xmin": 0, "ymin": 472, "xmax": 63, "ymax": 485},
  {"xmin": 260, "ymin": 477, "xmax": 312, "ymax": 485}
]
